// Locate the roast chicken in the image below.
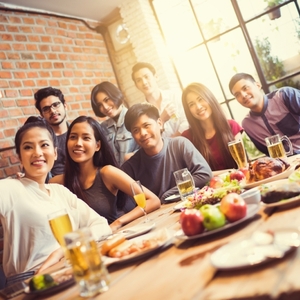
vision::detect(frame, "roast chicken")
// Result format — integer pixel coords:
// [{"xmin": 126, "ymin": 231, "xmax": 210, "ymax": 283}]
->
[{"xmin": 247, "ymin": 157, "xmax": 290, "ymax": 183}]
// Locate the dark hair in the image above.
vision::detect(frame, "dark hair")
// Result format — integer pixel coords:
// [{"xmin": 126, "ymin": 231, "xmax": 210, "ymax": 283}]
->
[
  {"xmin": 228, "ymin": 73, "xmax": 256, "ymax": 94},
  {"xmin": 64, "ymin": 116, "xmax": 126, "ymax": 209},
  {"xmin": 131, "ymin": 62, "xmax": 156, "ymax": 82},
  {"xmin": 90, "ymin": 82, "xmax": 124, "ymax": 118},
  {"xmin": 34, "ymin": 87, "xmax": 66, "ymax": 114},
  {"xmin": 124, "ymin": 103, "xmax": 160, "ymax": 132},
  {"xmin": 15, "ymin": 116, "xmax": 57, "ymax": 156},
  {"xmin": 182, "ymin": 82, "xmax": 237, "ymax": 170}
]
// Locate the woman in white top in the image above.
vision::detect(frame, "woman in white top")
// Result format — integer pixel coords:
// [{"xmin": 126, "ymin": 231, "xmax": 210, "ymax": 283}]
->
[{"xmin": 0, "ymin": 117, "xmax": 111, "ymax": 278}]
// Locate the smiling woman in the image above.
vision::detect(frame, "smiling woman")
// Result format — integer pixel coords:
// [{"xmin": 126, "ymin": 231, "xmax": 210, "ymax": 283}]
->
[{"xmin": 0, "ymin": 118, "xmax": 112, "ymax": 281}]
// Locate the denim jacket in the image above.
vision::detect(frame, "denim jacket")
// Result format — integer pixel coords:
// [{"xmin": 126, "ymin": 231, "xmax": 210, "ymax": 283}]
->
[{"xmin": 101, "ymin": 105, "xmax": 139, "ymax": 166}]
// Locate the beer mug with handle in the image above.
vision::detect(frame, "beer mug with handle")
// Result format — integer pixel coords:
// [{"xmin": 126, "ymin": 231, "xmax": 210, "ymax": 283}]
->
[{"xmin": 265, "ymin": 134, "xmax": 293, "ymax": 159}]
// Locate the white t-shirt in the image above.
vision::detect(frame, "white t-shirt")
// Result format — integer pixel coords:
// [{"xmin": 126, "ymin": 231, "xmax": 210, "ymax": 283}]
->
[{"xmin": 0, "ymin": 178, "xmax": 111, "ymax": 276}]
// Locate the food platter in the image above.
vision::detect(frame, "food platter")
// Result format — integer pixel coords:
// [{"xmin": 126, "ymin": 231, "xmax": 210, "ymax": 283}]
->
[
  {"xmin": 173, "ymin": 200, "xmax": 189, "ymax": 211},
  {"xmin": 174, "ymin": 203, "xmax": 260, "ymax": 240},
  {"xmin": 210, "ymin": 228, "xmax": 300, "ymax": 270},
  {"xmin": 24, "ymin": 268, "xmax": 75, "ymax": 296},
  {"xmin": 260, "ymin": 179, "xmax": 300, "ymax": 208},
  {"xmin": 103, "ymin": 228, "xmax": 173, "ymax": 266},
  {"xmin": 118, "ymin": 222, "xmax": 156, "ymax": 239},
  {"xmin": 242, "ymin": 165, "xmax": 296, "ymax": 189}
]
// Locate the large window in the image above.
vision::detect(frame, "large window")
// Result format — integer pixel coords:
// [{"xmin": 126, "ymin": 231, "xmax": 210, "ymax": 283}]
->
[{"xmin": 152, "ymin": 0, "xmax": 300, "ymax": 124}]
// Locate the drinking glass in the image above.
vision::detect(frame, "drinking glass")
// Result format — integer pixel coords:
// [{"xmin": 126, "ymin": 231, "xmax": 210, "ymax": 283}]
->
[
  {"xmin": 64, "ymin": 227, "xmax": 110, "ymax": 297},
  {"xmin": 173, "ymin": 168, "xmax": 195, "ymax": 201},
  {"xmin": 130, "ymin": 180, "xmax": 148, "ymax": 222},
  {"xmin": 47, "ymin": 208, "xmax": 73, "ymax": 265},
  {"xmin": 265, "ymin": 134, "xmax": 293, "ymax": 158},
  {"xmin": 228, "ymin": 139, "xmax": 248, "ymax": 169}
]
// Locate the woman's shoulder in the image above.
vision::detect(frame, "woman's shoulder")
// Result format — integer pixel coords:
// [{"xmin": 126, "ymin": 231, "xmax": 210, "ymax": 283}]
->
[{"xmin": 49, "ymin": 174, "xmax": 64, "ymax": 184}]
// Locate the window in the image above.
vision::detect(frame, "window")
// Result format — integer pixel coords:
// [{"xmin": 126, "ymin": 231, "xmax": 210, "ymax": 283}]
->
[{"xmin": 152, "ymin": 0, "xmax": 300, "ymax": 123}]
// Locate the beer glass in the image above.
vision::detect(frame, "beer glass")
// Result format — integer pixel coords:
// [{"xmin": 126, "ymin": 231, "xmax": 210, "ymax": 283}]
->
[
  {"xmin": 48, "ymin": 208, "xmax": 73, "ymax": 265},
  {"xmin": 64, "ymin": 227, "xmax": 110, "ymax": 297},
  {"xmin": 228, "ymin": 139, "xmax": 248, "ymax": 169},
  {"xmin": 173, "ymin": 168, "xmax": 195, "ymax": 201},
  {"xmin": 265, "ymin": 134, "xmax": 293, "ymax": 158}
]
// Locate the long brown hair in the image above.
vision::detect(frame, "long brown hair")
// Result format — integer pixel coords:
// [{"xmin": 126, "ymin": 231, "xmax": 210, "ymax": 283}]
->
[{"xmin": 182, "ymin": 82, "xmax": 237, "ymax": 170}]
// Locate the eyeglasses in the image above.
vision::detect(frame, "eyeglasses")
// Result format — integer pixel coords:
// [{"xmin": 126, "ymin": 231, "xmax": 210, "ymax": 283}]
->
[{"xmin": 41, "ymin": 101, "xmax": 61, "ymax": 114}]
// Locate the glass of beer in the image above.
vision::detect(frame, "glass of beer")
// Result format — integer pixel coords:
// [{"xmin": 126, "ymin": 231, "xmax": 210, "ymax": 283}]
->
[
  {"xmin": 228, "ymin": 139, "xmax": 248, "ymax": 169},
  {"xmin": 173, "ymin": 168, "xmax": 195, "ymax": 201},
  {"xmin": 130, "ymin": 180, "xmax": 148, "ymax": 222},
  {"xmin": 48, "ymin": 208, "xmax": 73, "ymax": 264},
  {"xmin": 265, "ymin": 134, "xmax": 293, "ymax": 158},
  {"xmin": 64, "ymin": 227, "xmax": 110, "ymax": 297}
]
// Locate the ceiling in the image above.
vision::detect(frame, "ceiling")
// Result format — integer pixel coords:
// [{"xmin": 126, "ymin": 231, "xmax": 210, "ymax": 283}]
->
[{"xmin": 0, "ymin": 0, "xmax": 124, "ymax": 23}]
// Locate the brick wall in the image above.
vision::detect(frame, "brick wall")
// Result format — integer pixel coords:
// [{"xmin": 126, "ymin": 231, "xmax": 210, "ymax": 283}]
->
[{"xmin": 0, "ymin": 9, "xmax": 118, "ymax": 178}]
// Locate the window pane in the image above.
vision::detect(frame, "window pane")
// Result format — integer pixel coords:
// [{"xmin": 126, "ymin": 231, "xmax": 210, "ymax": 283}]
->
[
  {"xmin": 153, "ymin": 0, "xmax": 202, "ymax": 54},
  {"xmin": 192, "ymin": 0, "xmax": 239, "ymax": 40},
  {"xmin": 206, "ymin": 28, "xmax": 257, "ymax": 98},
  {"xmin": 172, "ymin": 45, "xmax": 224, "ymax": 101},
  {"xmin": 247, "ymin": 3, "xmax": 300, "ymax": 84},
  {"xmin": 227, "ymin": 99, "xmax": 249, "ymax": 125}
]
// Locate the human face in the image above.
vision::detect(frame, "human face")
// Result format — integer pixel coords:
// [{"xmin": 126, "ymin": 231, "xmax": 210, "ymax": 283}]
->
[
  {"xmin": 67, "ymin": 122, "xmax": 101, "ymax": 165},
  {"xmin": 40, "ymin": 95, "xmax": 67, "ymax": 126},
  {"xmin": 186, "ymin": 92, "xmax": 212, "ymax": 122},
  {"xmin": 133, "ymin": 68, "xmax": 159, "ymax": 97},
  {"xmin": 95, "ymin": 92, "xmax": 122, "ymax": 119},
  {"xmin": 231, "ymin": 79, "xmax": 264, "ymax": 113},
  {"xmin": 19, "ymin": 127, "xmax": 57, "ymax": 184},
  {"xmin": 131, "ymin": 114, "xmax": 163, "ymax": 156}
]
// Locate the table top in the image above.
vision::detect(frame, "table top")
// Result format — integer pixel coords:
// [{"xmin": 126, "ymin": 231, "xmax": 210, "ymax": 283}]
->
[{"xmin": 4, "ymin": 156, "xmax": 300, "ymax": 300}]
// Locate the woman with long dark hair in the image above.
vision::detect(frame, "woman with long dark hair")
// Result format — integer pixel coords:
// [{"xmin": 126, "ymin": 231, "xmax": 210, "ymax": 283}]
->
[
  {"xmin": 50, "ymin": 116, "xmax": 160, "ymax": 230},
  {"xmin": 91, "ymin": 81, "xmax": 139, "ymax": 165},
  {"xmin": 181, "ymin": 83, "xmax": 243, "ymax": 171}
]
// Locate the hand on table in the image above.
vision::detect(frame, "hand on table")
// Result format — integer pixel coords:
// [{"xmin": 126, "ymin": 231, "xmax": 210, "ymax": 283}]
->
[{"xmin": 36, "ymin": 247, "xmax": 64, "ymax": 274}]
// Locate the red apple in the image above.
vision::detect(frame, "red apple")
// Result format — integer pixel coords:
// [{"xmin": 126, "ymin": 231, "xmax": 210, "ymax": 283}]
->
[
  {"xmin": 209, "ymin": 176, "xmax": 224, "ymax": 189},
  {"xmin": 180, "ymin": 209, "xmax": 204, "ymax": 236},
  {"xmin": 239, "ymin": 167, "xmax": 249, "ymax": 179},
  {"xmin": 220, "ymin": 193, "xmax": 247, "ymax": 222},
  {"xmin": 229, "ymin": 170, "xmax": 245, "ymax": 182}
]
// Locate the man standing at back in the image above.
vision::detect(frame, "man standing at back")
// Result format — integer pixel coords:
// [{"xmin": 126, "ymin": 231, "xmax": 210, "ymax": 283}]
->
[
  {"xmin": 34, "ymin": 87, "xmax": 68, "ymax": 177},
  {"xmin": 121, "ymin": 103, "xmax": 212, "ymax": 203},
  {"xmin": 229, "ymin": 73, "xmax": 300, "ymax": 155},
  {"xmin": 131, "ymin": 62, "xmax": 188, "ymax": 138}
]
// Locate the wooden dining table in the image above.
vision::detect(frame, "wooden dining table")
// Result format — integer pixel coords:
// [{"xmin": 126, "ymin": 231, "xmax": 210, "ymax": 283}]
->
[{"xmin": 4, "ymin": 155, "xmax": 300, "ymax": 300}]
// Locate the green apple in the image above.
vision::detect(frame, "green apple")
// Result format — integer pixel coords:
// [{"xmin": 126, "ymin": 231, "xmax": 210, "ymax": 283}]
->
[{"xmin": 200, "ymin": 204, "xmax": 226, "ymax": 230}]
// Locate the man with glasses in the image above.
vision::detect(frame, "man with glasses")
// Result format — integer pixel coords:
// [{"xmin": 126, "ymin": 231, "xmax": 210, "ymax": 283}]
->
[{"xmin": 34, "ymin": 87, "xmax": 69, "ymax": 177}]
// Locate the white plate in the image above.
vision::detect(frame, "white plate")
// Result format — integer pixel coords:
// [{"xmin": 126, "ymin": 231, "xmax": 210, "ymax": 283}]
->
[
  {"xmin": 173, "ymin": 200, "xmax": 189, "ymax": 211},
  {"xmin": 259, "ymin": 179, "xmax": 300, "ymax": 208},
  {"xmin": 174, "ymin": 203, "xmax": 260, "ymax": 240},
  {"xmin": 103, "ymin": 228, "xmax": 173, "ymax": 266},
  {"xmin": 210, "ymin": 228, "xmax": 300, "ymax": 270},
  {"xmin": 165, "ymin": 194, "xmax": 181, "ymax": 202},
  {"xmin": 118, "ymin": 223, "xmax": 155, "ymax": 239},
  {"xmin": 242, "ymin": 165, "xmax": 296, "ymax": 189}
]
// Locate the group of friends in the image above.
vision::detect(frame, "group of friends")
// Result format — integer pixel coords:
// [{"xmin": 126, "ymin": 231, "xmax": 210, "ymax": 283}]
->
[{"xmin": 1, "ymin": 61, "xmax": 300, "ymax": 284}]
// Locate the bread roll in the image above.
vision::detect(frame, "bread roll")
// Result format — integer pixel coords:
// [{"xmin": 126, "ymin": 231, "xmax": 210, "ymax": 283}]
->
[
  {"xmin": 108, "ymin": 240, "xmax": 135, "ymax": 258},
  {"xmin": 101, "ymin": 234, "xmax": 126, "ymax": 255}
]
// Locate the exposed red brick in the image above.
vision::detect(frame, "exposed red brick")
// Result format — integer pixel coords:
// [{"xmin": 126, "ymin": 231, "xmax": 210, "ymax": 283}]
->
[
  {"xmin": 27, "ymin": 71, "xmax": 38, "ymax": 78},
  {"xmin": 26, "ymin": 44, "xmax": 38, "ymax": 51},
  {"xmin": 13, "ymin": 72, "xmax": 26, "ymax": 79},
  {"xmin": 0, "ymin": 43, "xmax": 11, "ymax": 50},
  {"xmin": 7, "ymin": 108, "xmax": 23, "ymax": 117},
  {"xmin": 0, "ymin": 80, "xmax": 9, "ymax": 88},
  {"xmin": 0, "ymin": 109, "xmax": 9, "ymax": 118},
  {"xmin": 8, "ymin": 16, "xmax": 21, "ymax": 24},
  {"xmin": 0, "ymin": 159, "xmax": 9, "ymax": 168},
  {"xmin": 1, "ymin": 34, "xmax": 13, "ymax": 41},
  {"xmin": 16, "ymin": 99, "xmax": 30, "ymax": 106},
  {"xmin": 4, "ymin": 90, "xmax": 18, "ymax": 98},
  {"xmin": 49, "ymin": 80, "xmax": 60, "ymax": 86},
  {"xmin": 19, "ymin": 89, "xmax": 32, "ymax": 96},
  {"xmin": 5, "ymin": 165, "xmax": 22, "ymax": 177},
  {"xmin": 0, "ymin": 52, "xmax": 6, "ymax": 59},
  {"xmin": 9, "ymin": 80, "xmax": 22, "ymax": 88},
  {"xmin": 34, "ymin": 53, "xmax": 46, "ymax": 60},
  {"xmin": 23, "ymin": 18, "xmax": 34, "ymax": 24},
  {"xmin": 20, "ymin": 26, "xmax": 32, "ymax": 33},
  {"xmin": 0, "ymin": 71, "xmax": 12, "ymax": 78},
  {"xmin": 39, "ymin": 71, "xmax": 51, "ymax": 78},
  {"xmin": 36, "ymin": 79, "xmax": 48, "ymax": 86},
  {"xmin": 15, "ymin": 62, "xmax": 28, "ymax": 69},
  {"xmin": 12, "ymin": 44, "xmax": 25, "ymax": 51},
  {"xmin": 29, "ymin": 62, "xmax": 41, "ymax": 68},
  {"xmin": 51, "ymin": 71, "xmax": 62, "ymax": 77},
  {"xmin": 15, "ymin": 35, "xmax": 27, "ymax": 42},
  {"xmin": 6, "ymin": 52, "xmax": 19, "ymax": 59},
  {"xmin": 6, "ymin": 26, "xmax": 19, "ymax": 32},
  {"xmin": 28, "ymin": 35, "xmax": 40, "ymax": 42},
  {"xmin": 47, "ymin": 53, "xmax": 58, "ymax": 59},
  {"xmin": 41, "ymin": 36, "xmax": 52, "ymax": 43}
]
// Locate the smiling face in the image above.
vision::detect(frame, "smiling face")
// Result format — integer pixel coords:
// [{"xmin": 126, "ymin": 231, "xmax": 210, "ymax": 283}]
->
[
  {"xmin": 133, "ymin": 68, "xmax": 160, "ymax": 97},
  {"xmin": 186, "ymin": 92, "xmax": 212, "ymax": 122},
  {"xmin": 67, "ymin": 121, "xmax": 101, "ymax": 165},
  {"xmin": 40, "ymin": 95, "xmax": 67, "ymax": 126},
  {"xmin": 130, "ymin": 114, "xmax": 163, "ymax": 156},
  {"xmin": 19, "ymin": 127, "xmax": 57, "ymax": 183},
  {"xmin": 95, "ymin": 91, "xmax": 122, "ymax": 119},
  {"xmin": 231, "ymin": 79, "xmax": 264, "ymax": 113}
]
